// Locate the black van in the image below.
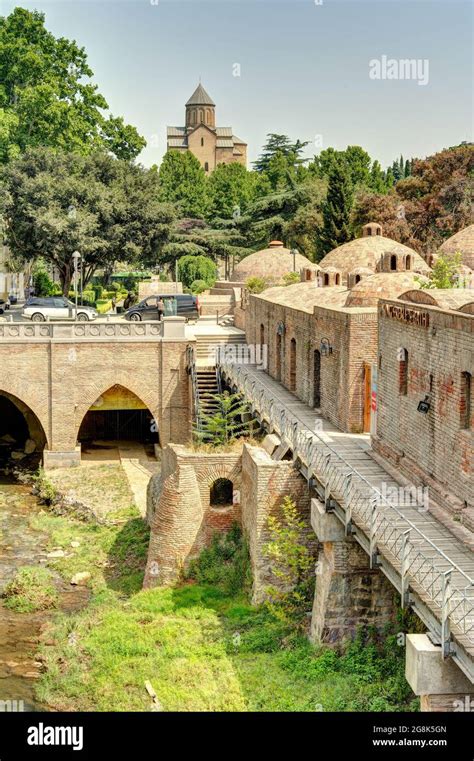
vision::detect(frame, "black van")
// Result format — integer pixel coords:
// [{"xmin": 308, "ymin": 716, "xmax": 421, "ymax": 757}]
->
[{"xmin": 124, "ymin": 294, "xmax": 200, "ymax": 322}]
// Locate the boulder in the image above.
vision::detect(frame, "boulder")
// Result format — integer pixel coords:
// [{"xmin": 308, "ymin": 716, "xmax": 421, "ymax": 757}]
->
[
  {"xmin": 70, "ymin": 572, "xmax": 91, "ymax": 586},
  {"xmin": 24, "ymin": 439, "xmax": 36, "ymax": 455}
]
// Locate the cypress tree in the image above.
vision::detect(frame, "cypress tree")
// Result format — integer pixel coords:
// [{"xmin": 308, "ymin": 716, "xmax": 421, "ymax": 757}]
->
[{"xmin": 317, "ymin": 163, "xmax": 353, "ymax": 258}]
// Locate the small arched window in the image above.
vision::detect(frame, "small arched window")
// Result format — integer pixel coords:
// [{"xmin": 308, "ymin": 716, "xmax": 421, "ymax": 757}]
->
[
  {"xmin": 390, "ymin": 254, "xmax": 397, "ymax": 271},
  {"xmin": 460, "ymin": 372, "xmax": 472, "ymax": 430},
  {"xmin": 355, "ymin": 275, "xmax": 361, "ymax": 284},
  {"xmin": 335, "ymin": 274, "xmax": 340, "ymax": 285},
  {"xmin": 201, "ymin": 137, "xmax": 204, "ymax": 147},
  {"xmin": 260, "ymin": 323, "xmax": 265, "ymax": 348},
  {"xmin": 398, "ymin": 348, "xmax": 408, "ymax": 395},
  {"xmin": 406, "ymin": 255, "xmax": 412, "ymax": 270},
  {"xmin": 323, "ymin": 273, "xmax": 329, "ymax": 286},
  {"xmin": 204, "ymin": 161, "xmax": 209, "ymax": 172},
  {"xmin": 210, "ymin": 478, "xmax": 233, "ymax": 506}
]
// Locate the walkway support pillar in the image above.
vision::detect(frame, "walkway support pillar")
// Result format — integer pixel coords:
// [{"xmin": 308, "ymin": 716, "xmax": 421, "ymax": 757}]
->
[
  {"xmin": 406, "ymin": 634, "xmax": 474, "ymax": 711},
  {"xmin": 43, "ymin": 446, "xmax": 81, "ymax": 469},
  {"xmin": 310, "ymin": 498, "xmax": 396, "ymax": 645}
]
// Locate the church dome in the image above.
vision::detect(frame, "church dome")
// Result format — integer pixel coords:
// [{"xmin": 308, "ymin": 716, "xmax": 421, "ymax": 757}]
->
[
  {"xmin": 438, "ymin": 224, "xmax": 474, "ymax": 270},
  {"xmin": 319, "ymin": 234, "xmax": 429, "ymax": 279},
  {"xmin": 345, "ymin": 272, "xmax": 428, "ymax": 308},
  {"xmin": 231, "ymin": 242, "xmax": 313, "ymax": 285}
]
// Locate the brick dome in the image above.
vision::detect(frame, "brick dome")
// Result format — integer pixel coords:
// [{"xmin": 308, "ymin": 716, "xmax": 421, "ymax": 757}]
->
[
  {"xmin": 345, "ymin": 272, "xmax": 428, "ymax": 307},
  {"xmin": 438, "ymin": 224, "xmax": 474, "ymax": 270},
  {"xmin": 231, "ymin": 242, "xmax": 313, "ymax": 284},
  {"xmin": 319, "ymin": 235, "xmax": 429, "ymax": 279}
]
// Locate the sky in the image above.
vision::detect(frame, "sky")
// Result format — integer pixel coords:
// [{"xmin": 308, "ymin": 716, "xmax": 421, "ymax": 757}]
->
[{"xmin": 2, "ymin": 0, "xmax": 473, "ymax": 168}]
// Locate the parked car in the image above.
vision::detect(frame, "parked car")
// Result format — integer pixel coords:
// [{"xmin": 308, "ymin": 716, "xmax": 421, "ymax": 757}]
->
[
  {"xmin": 124, "ymin": 294, "xmax": 200, "ymax": 322},
  {"xmin": 22, "ymin": 297, "xmax": 98, "ymax": 322},
  {"xmin": 0, "ymin": 298, "xmax": 10, "ymax": 314}
]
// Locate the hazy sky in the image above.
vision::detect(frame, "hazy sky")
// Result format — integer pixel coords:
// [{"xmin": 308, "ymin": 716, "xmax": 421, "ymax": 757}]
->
[{"xmin": 3, "ymin": 0, "xmax": 473, "ymax": 168}]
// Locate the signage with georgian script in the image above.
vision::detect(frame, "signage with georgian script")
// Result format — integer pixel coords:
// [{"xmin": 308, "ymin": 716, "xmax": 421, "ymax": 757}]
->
[{"xmin": 380, "ymin": 302, "xmax": 430, "ymax": 328}]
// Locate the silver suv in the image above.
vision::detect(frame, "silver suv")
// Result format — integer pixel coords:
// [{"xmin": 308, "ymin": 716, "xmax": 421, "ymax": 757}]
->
[{"xmin": 22, "ymin": 297, "xmax": 98, "ymax": 322}]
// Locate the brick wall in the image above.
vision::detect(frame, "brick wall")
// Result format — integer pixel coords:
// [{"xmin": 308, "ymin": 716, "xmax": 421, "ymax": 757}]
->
[{"xmin": 374, "ymin": 299, "xmax": 474, "ymax": 516}]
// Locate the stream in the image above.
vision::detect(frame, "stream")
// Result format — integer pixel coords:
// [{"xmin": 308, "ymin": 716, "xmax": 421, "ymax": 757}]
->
[{"xmin": 0, "ymin": 470, "xmax": 88, "ymax": 711}]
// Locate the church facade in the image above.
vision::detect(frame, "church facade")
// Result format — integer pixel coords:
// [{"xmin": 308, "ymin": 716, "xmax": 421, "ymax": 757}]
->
[{"xmin": 166, "ymin": 83, "xmax": 247, "ymax": 173}]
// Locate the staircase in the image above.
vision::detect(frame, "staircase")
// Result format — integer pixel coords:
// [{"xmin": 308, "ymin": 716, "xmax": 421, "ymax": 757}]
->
[
  {"xmin": 195, "ymin": 330, "xmax": 247, "ymax": 368},
  {"xmin": 196, "ymin": 369, "xmax": 221, "ymax": 418}
]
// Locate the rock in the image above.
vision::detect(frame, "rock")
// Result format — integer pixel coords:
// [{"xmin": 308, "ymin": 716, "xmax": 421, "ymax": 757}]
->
[
  {"xmin": 47, "ymin": 549, "xmax": 65, "ymax": 558},
  {"xmin": 24, "ymin": 439, "xmax": 36, "ymax": 455},
  {"xmin": 0, "ymin": 434, "xmax": 16, "ymax": 444},
  {"xmin": 70, "ymin": 541, "xmax": 80, "ymax": 548},
  {"xmin": 70, "ymin": 572, "xmax": 91, "ymax": 586},
  {"xmin": 11, "ymin": 451, "xmax": 26, "ymax": 461}
]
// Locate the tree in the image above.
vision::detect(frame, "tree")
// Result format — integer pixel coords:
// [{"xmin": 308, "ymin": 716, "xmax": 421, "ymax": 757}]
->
[
  {"xmin": 195, "ymin": 391, "xmax": 254, "ymax": 446},
  {"xmin": 317, "ymin": 163, "xmax": 353, "ymax": 258},
  {"xmin": 253, "ymin": 133, "xmax": 309, "ymax": 174},
  {"xmin": 1, "ymin": 147, "xmax": 174, "ymax": 294},
  {"xmin": 177, "ymin": 254, "xmax": 217, "ymax": 288},
  {"xmin": 0, "ymin": 8, "xmax": 145, "ymax": 162},
  {"xmin": 421, "ymin": 251, "xmax": 464, "ymax": 289},
  {"xmin": 158, "ymin": 151, "xmax": 208, "ymax": 218},
  {"xmin": 263, "ymin": 496, "xmax": 316, "ymax": 630},
  {"xmin": 207, "ymin": 162, "xmax": 257, "ymax": 220}
]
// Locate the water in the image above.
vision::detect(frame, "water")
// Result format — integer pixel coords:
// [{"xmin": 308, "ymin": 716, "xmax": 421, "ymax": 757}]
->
[{"xmin": 0, "ymin": 473, "xmax": 88, "ymax": 711}]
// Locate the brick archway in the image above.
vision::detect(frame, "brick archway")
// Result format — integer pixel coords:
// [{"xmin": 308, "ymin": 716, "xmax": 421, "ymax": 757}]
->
[
  {"xmin": 74, "ymin": 379, "xmax": 160, "ymax": 446},
  {"xmin": 0, "ymin": 387, "xmax": 49, "ymax": 450}
]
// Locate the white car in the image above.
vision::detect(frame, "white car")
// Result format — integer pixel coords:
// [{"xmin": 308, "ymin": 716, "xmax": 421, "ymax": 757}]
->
[{"xmin": 22, "ymin": 297, "xmax": 98, "ymax": 322}]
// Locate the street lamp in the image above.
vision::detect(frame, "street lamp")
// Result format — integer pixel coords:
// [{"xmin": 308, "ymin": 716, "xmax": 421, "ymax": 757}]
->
[
  {"xmin": 72, "ymin": 251, "xmax": 81, "ymax": 318},
  {"xmin": 290, "ymin": 248, "xmax": 299, "ymax": 273}
]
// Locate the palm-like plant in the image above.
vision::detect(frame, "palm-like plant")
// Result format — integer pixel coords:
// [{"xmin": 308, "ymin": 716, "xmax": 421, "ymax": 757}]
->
[{"xmin": 195, "ymin": 391, "xmax": 256, "ymax": 446}]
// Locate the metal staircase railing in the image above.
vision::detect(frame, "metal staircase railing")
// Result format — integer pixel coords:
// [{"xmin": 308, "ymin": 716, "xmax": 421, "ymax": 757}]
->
[
  {"xmin": 219, "ymin": 360, "xmax": 474, "ymax": 663},
  {"xmin": 186, "ymin": 344, "xmax": 202, "ymax": 434}
]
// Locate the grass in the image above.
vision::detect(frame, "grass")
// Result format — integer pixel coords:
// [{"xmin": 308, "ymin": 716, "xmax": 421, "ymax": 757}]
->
[
  {"xmin": 4, "ymin": 566, "xmax": 59, "ymax": 613},
  {"xmin": 32, "ymin": 512, "xmax": 418, "ymax": 712},
  {"xmin": 46, "ymin": 463, "xmax": 136, "ymax": 521}
]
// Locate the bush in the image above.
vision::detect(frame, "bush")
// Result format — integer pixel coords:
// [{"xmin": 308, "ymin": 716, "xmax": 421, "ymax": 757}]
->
[
  {"xmin": 246, "ymin": 276, "xmax": 267, "ymax": 294},
  {"xmin": 34, "ymin": 269, "xmax": 55, "ymax": 296},
  {"xmin": 190, "ymin": 279, "xmax": 208, "ymax": 294},
  {"xmin": 282, "ymin": 272, "xmax": 300, "ymax": 286},
  {"xmin": 187, "ymin": 523, "xmax": 252, "ymax": 597},
  {"xmin": 96, "ymin": 299, "xmax": 112, "ymax": 314},
  {"xmin": 92, "ymin": 285, "xmax": 104, "ymax": 301},
  {"xmin": 178, "ymin": 254, "xmax": 217, "ymax": 289},
  {"xmin": 4, "ymin": 566, "xmax": 59, "ymax": 612}
]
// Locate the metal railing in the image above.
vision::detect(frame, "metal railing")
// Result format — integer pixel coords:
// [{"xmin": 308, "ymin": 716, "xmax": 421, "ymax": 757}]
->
[
  {"xmin": 186, "ymin": 344, "xmax": 202, "ymax": 433},
  {"xmin": 219, "ymin": 360, "xmax": 474, "ymax": 656}
]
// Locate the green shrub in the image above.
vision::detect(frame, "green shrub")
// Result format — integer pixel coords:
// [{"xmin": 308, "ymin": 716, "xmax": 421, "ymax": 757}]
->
[
  {"xmin": 190, "ymin": 279, "xmax": 208, "ymax": 294},
  {"xmin": 178, "ymin": 254, "xmax": 217, "ymax": 288},
  {"xmin": 187, "ymin": 523, "xmax": 252, "ymax": 597},
  {"xmin": 246, "ymin": 276, "xmax": 267, "ymax": 294},
  {"xmin": 96, "ymin": 300, "xmax": 112, "ymax": 314},
  {"xmin": 282, "ymin": 272, "xmax": 300, "ymax": 286},
  {"xmin": 4, "ymin": 566, "xmax": 59, "ymax": 612},
  {"xmin": 92, "ymin": 285, "xmax": 104, "ymax": 301}
]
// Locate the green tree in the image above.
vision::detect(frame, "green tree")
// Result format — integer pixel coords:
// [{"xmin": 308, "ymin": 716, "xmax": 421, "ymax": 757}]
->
[
  {"xmin": 177, "ymin": 254, "xmax": 217, "ymax": 288},
  {"xmin": 207, "ymin": 162, "xmax": 257, "ymax": 219},
  {"xmin": 253, "ymin": 133, "xmax": 309, "ymax": 174},
  {"xmin": 196, "ymin": 391, "xmax": 254, "ymax": 446},
  {"xmin": 0, "ymin": 8, "xmax": 145, "ymax": 161},
  {"xmin": 1, "ymin": 147, "xmax": 174, "ymax": 293},
  {"xmin": 421, "ymin": 251, "xmax": 464, "ymax": 288},
  {"xmin": 158, "ymin": 151, "xmax": 208, "ymax": 218},
  {"xmin": 317, "ymin": 163, "xmax": 353, "ymax": 258},
  {"xmin": 263, "ymin": 496, "xmax": 316, "ymax": 630}
]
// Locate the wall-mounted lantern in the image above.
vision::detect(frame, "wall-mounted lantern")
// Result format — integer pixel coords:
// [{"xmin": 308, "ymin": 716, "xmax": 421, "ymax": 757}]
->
[
  {"xmin": 277, "ymin": 321, "xmax": 285, "ymax": 336},
  {"xmin": 320, "ymin": 338, "xmax": 333, "ymax": 356},
  {"xmin": 417, "ymin": 394, "xmax": 431, "ymax": 414}
]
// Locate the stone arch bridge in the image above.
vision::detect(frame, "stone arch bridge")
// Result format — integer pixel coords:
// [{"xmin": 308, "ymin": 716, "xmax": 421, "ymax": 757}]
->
[{"xmin": 0, "ymin": 320, "xmax": 192, "ymax": 467}]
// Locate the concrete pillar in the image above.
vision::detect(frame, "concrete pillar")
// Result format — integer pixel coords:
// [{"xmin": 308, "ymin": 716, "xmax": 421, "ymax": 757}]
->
[
  {"xmin": 406, "ymin": 634, "xmax": 474, "ymax": 712},
  {"xmin": 310, "ymin": 499, "xmax": 396, "ymax": 645}
]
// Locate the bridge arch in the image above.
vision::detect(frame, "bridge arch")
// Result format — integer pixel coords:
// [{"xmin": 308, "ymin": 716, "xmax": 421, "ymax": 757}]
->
[
  {"xmin": 76, "ymin": 383, "xmax": 160, "ymax": 447},
  {"xmin": 0, "ymin": 388, "xmax": 49, "ymax": 455}
]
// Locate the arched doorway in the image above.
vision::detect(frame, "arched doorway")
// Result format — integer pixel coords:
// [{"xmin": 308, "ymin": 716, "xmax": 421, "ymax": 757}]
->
[
  {"xmin": 276, "ymin": 332, "xmax": 282, "ymax": 381},
  {"xmin": 0, "ymin": 391, "xmax": 47, "ymax": 464},
  {"xmin": 289, "ymin": 338, "xmax": 297, "ymax": 392},
  {"xmin": 313, "ymin": 350, "xmax": 321, "ymax": 408},
  {"xmin": 78, "ymin": 385, "xmax": 158, "ymax": 456},
  {"xmin": 210, "ymin": 478, "xmax": 233, "ymax": 507}
]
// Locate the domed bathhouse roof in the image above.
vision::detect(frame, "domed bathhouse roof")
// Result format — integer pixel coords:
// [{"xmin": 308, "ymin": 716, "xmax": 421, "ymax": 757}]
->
[
  {"xmin": 399, "ymin": 288, "xmax": 474, "ymax": 315},
  {"xmin": 231, "ymin": 241, "xmax": 313, "ymax": 285},
  {"xmin": 438, "ymin": 224, "xmax": 474, "ymax": 270},
  {"xmin": 255, "ymin": 282, "xmax": 348, "ymax": 313},
  {"xmin": 319, "ymin": 234, "xmax": 429, "ymax": 280},
  {"xmin": 344, "ymin": 272, "xmax": 428, "ymax": 308}
]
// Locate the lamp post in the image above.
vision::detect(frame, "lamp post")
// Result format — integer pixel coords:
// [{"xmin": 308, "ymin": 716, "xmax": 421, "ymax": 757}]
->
[
  {"xmin": 290, "ymin": 248, "xmax": 299, "ymax": 273},
  {"xmin": 72, "ymin": 251, "xmax": 81, "ymax": 318}
]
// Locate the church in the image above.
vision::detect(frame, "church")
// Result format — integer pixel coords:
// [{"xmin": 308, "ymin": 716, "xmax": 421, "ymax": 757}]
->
[{"xmin": 166, "ymin": 83, "xmax": 247, "ymax": 173}]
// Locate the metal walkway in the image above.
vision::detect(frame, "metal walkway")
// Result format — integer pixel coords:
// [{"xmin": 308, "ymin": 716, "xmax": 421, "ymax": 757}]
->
[{"xmin": 220, "ymin": 361, "xmax": 474, "ymax": 683}]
